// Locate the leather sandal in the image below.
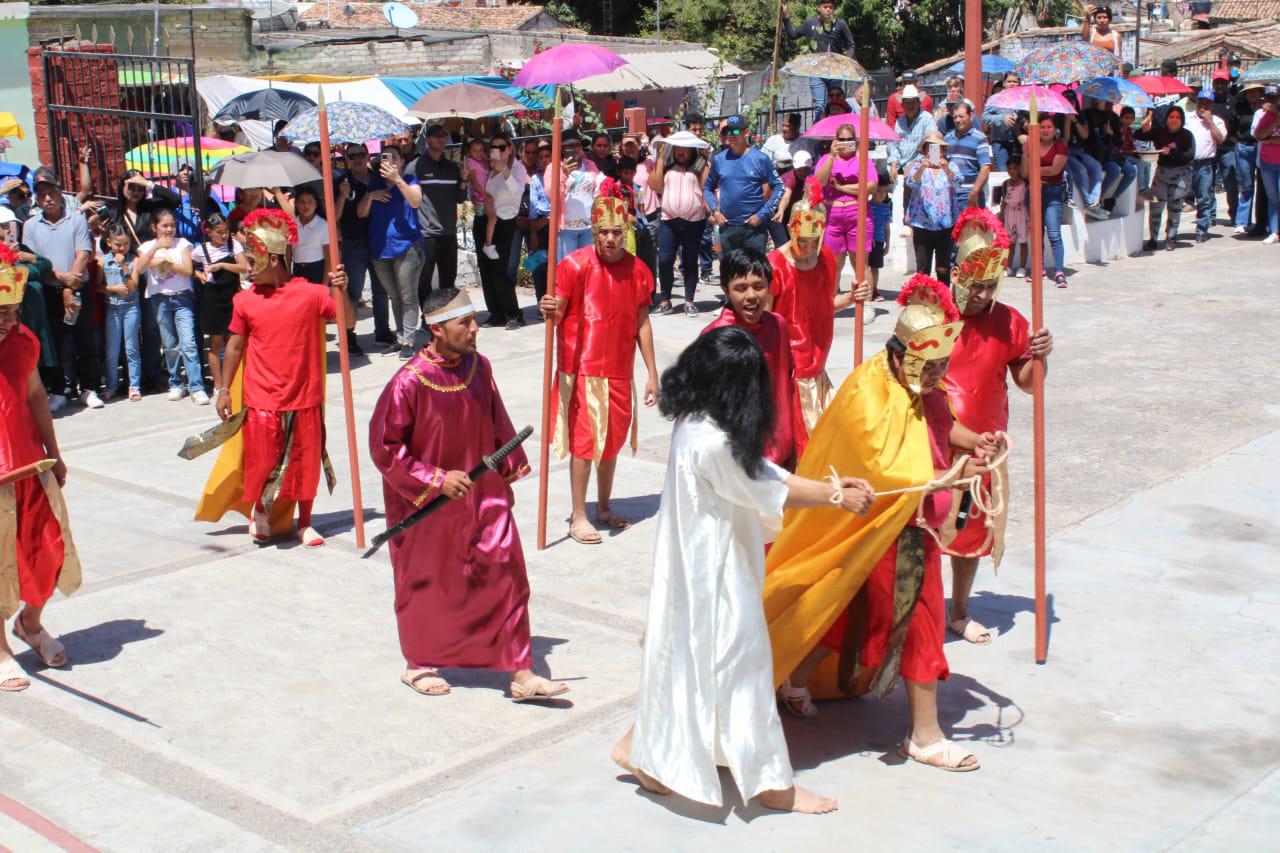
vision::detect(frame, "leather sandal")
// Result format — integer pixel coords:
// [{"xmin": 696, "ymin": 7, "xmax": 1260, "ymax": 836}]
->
[
  {"xmin": 899, "ymin": 737, "xmax": 980, "ymax": 772},
  {"xmin": 12, "ymin": 621, "xmax": 66, "ymax": 668},
  {"xmin": 778, "ymin": 678, "xmax": 818, "ymax": 719},
  {"xmin": 510, "ymin": 675, "xmax": 569, "ymax": 702}
]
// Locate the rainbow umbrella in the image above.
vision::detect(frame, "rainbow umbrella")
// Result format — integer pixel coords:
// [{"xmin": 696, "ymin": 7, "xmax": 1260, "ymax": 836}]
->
[
  {"xmin": 1015, "ymin": 42, "xmax": 1119, "ymax": 85},
  {"xmin": 124, "ymin": 137, "xmax": 252, "ymax": 177},
  {"xmin": 987, "ymin": 85, "xmax": 1078, "ymax": 115},
  {"xmin": 805, "ymin": 112, "xmax": 899, "ymax": 142}
]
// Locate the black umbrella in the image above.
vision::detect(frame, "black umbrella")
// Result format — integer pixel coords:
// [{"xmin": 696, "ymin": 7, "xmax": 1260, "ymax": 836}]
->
[{"xmin": 212, "ymin": 89, "xmax": 318, "ymax": 125}]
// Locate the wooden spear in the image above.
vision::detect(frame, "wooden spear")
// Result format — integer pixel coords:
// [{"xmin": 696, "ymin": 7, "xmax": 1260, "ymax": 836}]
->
[
  {"xmin": 536, "ymin": 87, "xmax": 564, "ymax": 551},
  {"xmin": 316, "ymin": 88, "xmax": 366, "ymax": 549},
  {"xmin": 853, "ymin": 80, "xmax": 870, "ymax": 366},
  {"xmin": 1028, "ymin": 91, "xmax": 1048, "ymax": 664}
]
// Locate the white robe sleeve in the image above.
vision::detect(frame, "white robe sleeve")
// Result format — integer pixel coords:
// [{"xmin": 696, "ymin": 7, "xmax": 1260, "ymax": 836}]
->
[{"xmin": 694, "ymin": 439, "xmax": 789, "ymax": 520}]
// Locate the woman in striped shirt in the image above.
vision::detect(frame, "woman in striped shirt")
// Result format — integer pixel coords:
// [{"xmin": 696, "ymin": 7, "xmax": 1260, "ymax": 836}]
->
[{"xmin": 649, "ymin": 137, "xmax": 710, "ymax": 315}]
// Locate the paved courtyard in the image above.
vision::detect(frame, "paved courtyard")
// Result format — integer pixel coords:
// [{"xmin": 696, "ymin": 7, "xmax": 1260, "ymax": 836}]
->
[{"xmin": 1, "ymin": 221, "xmax": 1278, "ymax": 851}]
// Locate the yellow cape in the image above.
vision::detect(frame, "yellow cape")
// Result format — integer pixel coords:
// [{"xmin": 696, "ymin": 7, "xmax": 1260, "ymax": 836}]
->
[
  {"xmin": 194, "ymin": 320, "xmax": 326, "ymax": 536},
  {"xmin": 763, "ymin": 350, "xmax": 934, "ymax": 699}
]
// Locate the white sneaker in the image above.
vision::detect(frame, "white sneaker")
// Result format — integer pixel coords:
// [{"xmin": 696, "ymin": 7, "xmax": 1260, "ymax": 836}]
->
[
  {"xmin": 48, "ymin": 394, "xmax": 68, "ymax": 413},
  {"xmin": 191, "ymin": 390, "xmax": 211, "ymax": 406},
  {"xmin": 80, "ymin": 390, "xmax": 105, "ymax": 409},
  {"xmin": 482, "ymin": 244, "xmax": 500, "ymax": 260},
  {"xmin": 1233, "ymin": 226, "xmax": 1247, "ymax": 235},
  {"xmin": 1265, "ymin": 234, "xmax": 1280, "ymax": 245},
  {"xmin": 167, "ymin": 387, "xmax": 187, "ymax": 401}
]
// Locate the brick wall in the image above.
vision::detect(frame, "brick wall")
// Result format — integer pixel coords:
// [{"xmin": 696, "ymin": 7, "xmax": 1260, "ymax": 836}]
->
[{"xmin": 28, "ymin": 42, "xmax": 127, "ymax": 188}]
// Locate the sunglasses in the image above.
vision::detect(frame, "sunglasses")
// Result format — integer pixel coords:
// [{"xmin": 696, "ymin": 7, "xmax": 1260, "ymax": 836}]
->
[
  {"xmin": 723, "ymin": 128, "xmax": 745, "ymax": 136},
  {"xmin": 491, "ymin": 144, "xmax": 508, "ymax": 151},
  {"xmin": 836, "ymin": 136, "xmax": 855, "ymax": 142},
  {"xmin": 348, "ymin": 152, "xmax": 368, "ymax": 159}
]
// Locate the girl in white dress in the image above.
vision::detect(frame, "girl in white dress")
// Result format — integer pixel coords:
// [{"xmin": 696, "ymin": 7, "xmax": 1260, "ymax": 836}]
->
[{"xmin": 612, "ymin": 326, "xmax": 873, "ymax": 814}]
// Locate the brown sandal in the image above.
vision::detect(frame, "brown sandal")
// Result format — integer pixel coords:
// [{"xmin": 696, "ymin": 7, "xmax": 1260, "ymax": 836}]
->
[
  {"xmin": 510, "ymin": 675, "xmax": 569, "ymax": 702},
  {"xmin": 401, "ymin": 668, "xmax": 450, "ymax": 696}
]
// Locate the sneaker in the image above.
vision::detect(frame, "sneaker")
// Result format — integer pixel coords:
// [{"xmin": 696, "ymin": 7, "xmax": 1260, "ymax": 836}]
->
[
  {"xmin": 504, "ymin": 318, "xmax": 521, "ymax": 331},
  {"xmin": 1054, "ymin": 271, "xmax": 1067, "ymax": 289},
  {"xmin": 1195, "ymin": 232, "xmax": 1208, "ymax": 244},
  {"xmin": 1011, "ymin": 268, "xmax": 1024, "ymax": 278},
  {"xmin": 128, "ymin": 387, "xmax": 142, "ymax": 402},
  {"xmin": 1265, "ymin": 234, "xmax": 1280, "ymax": 245},
  {"xmin": 168, "ymin": 387, "xmax": 187, "ymax": 401},
  {"xmin": 659, "ymin": 302, "xmax": 674, "ymax": 316},
  {"xmin": 684, "ymin": 302, "xmax": 699, "ymax": 317},
  {"xmin": 1142, "ymin": 239, "xmax": 1158, "ymax": 252},
  {"xmin": 862, "ymin": 307, "xmax": 875, "ymax": 325},
  {"xmin": 482, "ymin": 244, "xmax": 500, "ymax": 260},
  {"xmin": 48, "ymin": 393, "xmax": 68, "ymax": 412},
  {"xmin": 101, "ymin": 389, "xmax": 116, "ymax": 403},
  {"xmin": 1233, "ymin": 226, "xmax": 1247, "ymax": 235},
  {"xmin": 191, "ymin": 390, "xmax": 211, "ymax": 406},
  {"xmin": 399, "ymin": 344, "xmax": 415, "ymax": 360},
  {"xmin": 1085, "ymin": 204, "xmax": 1109, "ymax": 220},
  {"xmin": 346, "ymin": 331, "xmax": 364, "ymax": 356},
  {"xmin": 80, "ymin": 390, "xmax": 105, "ymax": 409},
  {"xmin": 1165, "ymin": 238, "xmax": 1176, "ymax": 252},
  {"xmin": 383, "ymin": 340, "xmax": 401, "ymax": 355}
]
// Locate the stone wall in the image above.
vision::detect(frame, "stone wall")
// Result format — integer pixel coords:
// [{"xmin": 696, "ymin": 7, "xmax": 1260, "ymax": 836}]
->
[
  {"xmin": 26, "ymin": 3, "xmax": 252, "ymax": 75},
  {"xmin": 256, "ymin": 33, "xmax": 489, "ymax": 76}
]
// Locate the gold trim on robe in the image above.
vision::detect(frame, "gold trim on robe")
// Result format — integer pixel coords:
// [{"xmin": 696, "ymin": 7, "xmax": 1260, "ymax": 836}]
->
[
  {"xmin": 795, "ymin": 371, "xmax": 835, "ymax": 436},
  {"xmin": 763, "ymin": 350, "xmax": 934, "ymax": 699},
  {"xmin": 0, "ymin": 472, "xmax": 83, "ymax": 619},
  {"xmin": 552, "ymin": 372, "xmax": 639, "ymax": 463}
]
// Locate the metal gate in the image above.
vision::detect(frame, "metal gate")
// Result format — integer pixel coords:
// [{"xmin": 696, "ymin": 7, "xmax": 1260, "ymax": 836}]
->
[{"xmin": 41, "ymin": 49, "xmax": 203, "ymax": 214}]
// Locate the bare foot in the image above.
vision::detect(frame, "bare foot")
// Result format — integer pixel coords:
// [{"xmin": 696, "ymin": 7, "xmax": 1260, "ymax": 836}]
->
[
  {"xmin": 611, "ymin": 728, "xmax": 671, "ymax": 795},
  {"xmin": 759, "ymin": 785, "xmax": 838, "ymax": 814}
]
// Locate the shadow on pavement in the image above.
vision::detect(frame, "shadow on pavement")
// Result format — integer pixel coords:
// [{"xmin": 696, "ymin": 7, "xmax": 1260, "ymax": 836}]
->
[
  {"xmin": 51, "ymin": 618, "xmax": 165, "ymax": 670},
  {"xmin": 436, "ymin": 635, "xmax": 574, "ymax": 708}
]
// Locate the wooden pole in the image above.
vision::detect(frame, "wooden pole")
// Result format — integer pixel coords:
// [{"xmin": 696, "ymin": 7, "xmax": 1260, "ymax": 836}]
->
[
  {"xmin": 769, "ymin": 0, "xmax": 785, "ymax": 134},
  {"xmin": 316, "ymin": 88, "xmax": 366, "ymax": 549},
  {"xmin": 536, "ymin": 87, "xmax": 564, "ymax": 551},
  {"xmin": 1028, "ymin": 90, "xmax": 1047, "ymax": 664},
  {"xmin": 964, "ymin": 0, "xmax": 984, "ymax": 113},
  {"xmin": 853, "ymin": 81, "xmax": 869, "ymax": 366}
]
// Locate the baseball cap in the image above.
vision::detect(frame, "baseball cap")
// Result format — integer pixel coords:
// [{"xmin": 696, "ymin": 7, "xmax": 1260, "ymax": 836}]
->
[
  {"xmin": 900, "ymin": 70, "xmax": 918, "ymax": 83},
  {"xmin": 792, "ymin": 150, "xmax": 813, "ymax": 169},
  {"xmin": 424, "ymin": 123, "xmax": 448, "ymax": 137},
  {"xmin": 901, "ymin": 85, "xmax": 922, "ymax": 101},
  {"xmin": 0, "ymin": 206, "xmax": 16, "ymax": 225},
  {"xmin": 721, "ymin": 114, "xmax": 749, "ymax": 134},
  {"xmin": 1265, "ymin": 85, "xmax": 1280, "ymax": 99},
  {"xmin": 1212, "ymin": 68, "xmax": 1230, "ymax": 82},
  {"xmin": 1228, "ymin": 53, "xmax": 1242, "ymax": 65},
  {"xmin": 0, "ymin": 177, "xmax": 26, "ymax": 196},
  {"xmin": 1197, "ymin": 88, "xmax": 1213, "ymax": 101},
  {"xmin": 32, "ymin": 167, "xmax": 61, "ymax": 189}
]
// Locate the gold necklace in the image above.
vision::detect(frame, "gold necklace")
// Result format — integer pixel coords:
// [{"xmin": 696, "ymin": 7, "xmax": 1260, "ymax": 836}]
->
[{"xmin": 406, "ymin": 354, "xmax": 478, "ymax": 393}]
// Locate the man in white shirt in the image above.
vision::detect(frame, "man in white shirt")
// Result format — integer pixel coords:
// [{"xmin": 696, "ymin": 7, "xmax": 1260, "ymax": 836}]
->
[
  {"xmin": 1187, "ymin": 89, "xmax": 1227, "ymax": 242},
  {"xmin": 762, "ymin": 113, "xmax": 813, "ymax": 164}
]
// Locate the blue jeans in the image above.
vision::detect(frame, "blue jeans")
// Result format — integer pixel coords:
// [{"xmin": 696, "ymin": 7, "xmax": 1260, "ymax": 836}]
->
[
  {"xmin": 1258, "ymin": 160, "xmax": 1280, "ymax": 236},
  {"xmin": 1216, "ymin": 147, "xmax": 1238, "ymax": 223},
  {"xmin": 1105, "ymin": 156, "xmax": 1137, "ymax": 202},
  {"xmin": 340, "ymin": 238, "xmax": 389, "ymax": 339},
  {"xmin": 657, "ymin": 217, "xmax": 705, "ymax": 303},
  {"xmin": 152, "ymin": 290, "xmax": 203, "ymax": 392},
  {"xmin": 1067, "ymin": 149, "xmax": 1103, "ymax": 207},
  {"xmin": 1235, "ymin": 143, "xmax": 1257, "ymax": 229},
  {"xmin": 1191, "ymin": 159, "xmax": 1216, "ymax": 235},
  {"xmin": 700, "ymin": 219, "xmax": 714, "ymax": 276},
  {"xmin": 557, "ymin": 226, "xmax": 593, "ymax": 259},
  {"xmin": 992, "ymin": 144, "xmax": 1011, "ymax": 172},
  {"xmin": 808, "ymin": 76, "xmax": 845, "ymax": 120},
  {"xmin": 104, "ymin": 298, "xmax": 141, "ymax": 393},
  {"xmin": 1041, "ymin": 183, "xmax": 1066, "ymax": 276},
  {"xmin": 1136, "ymin": 156, "xmax": 1153, "ymax": 194}
]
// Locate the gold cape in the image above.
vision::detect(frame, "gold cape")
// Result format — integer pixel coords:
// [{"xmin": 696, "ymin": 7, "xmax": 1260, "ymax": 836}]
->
[
  {"xmin": 194, "ymin": 320, "xmax": 326, "ymax": 536},
  {"xmin": 763, "ymin": 350, "xmax": 935, "ymax": 699}
]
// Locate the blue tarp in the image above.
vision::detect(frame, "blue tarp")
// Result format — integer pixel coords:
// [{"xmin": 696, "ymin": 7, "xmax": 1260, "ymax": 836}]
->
[{"xmin": 380, "ymin": 75, "xmax": 555, "ymax": 111}]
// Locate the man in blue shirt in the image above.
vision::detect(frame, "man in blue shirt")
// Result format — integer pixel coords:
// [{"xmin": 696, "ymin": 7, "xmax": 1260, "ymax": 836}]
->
[
  {"xmin": 943, "ymin": 102, "xmax": 993, "ymax": 212},
  {"xmin": 703, "ymin": 115, "xmax": 783, "ymax": 284}
]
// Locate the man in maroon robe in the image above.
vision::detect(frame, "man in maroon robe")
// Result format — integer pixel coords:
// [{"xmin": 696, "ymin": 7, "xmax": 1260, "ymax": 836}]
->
[{"xmin": 368, "ymin": 288, "xmax": 568, "ymax": 702}]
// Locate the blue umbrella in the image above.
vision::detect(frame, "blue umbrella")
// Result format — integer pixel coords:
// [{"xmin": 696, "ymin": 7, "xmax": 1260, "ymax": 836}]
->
[
  {"xmin": 281, "ymin": 101, "xmax": 409, "ymax": 145},
  {"xmin": 946, "ymin": 55, "xmax": 1016, "ymax": 76},
  {"xmin": 1079, "ymin": 76, "xmax": 1154, "ymax": 110}
]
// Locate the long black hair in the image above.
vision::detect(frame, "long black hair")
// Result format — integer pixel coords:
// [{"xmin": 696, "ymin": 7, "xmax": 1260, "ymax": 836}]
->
[{"xmin": 659, "ymin": 326, "xmax": 774, "ymax": 478}]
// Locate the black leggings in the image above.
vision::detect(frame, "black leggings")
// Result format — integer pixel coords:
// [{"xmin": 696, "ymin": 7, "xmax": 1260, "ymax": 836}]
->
[
  {"xmin": 912, "ymin": 227, "xmax": 953, "ymax": 283},
  {"xmin": 480, "ymin": 216, "xmax": 520, "ymax": 324}
]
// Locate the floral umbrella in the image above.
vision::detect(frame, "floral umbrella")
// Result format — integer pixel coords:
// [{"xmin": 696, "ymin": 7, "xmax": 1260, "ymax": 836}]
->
[
  {"xmin": 806, "ymin": 113, "xmax": 899, "ymax": 142},
  {"xmin": 1240, "ymin": 58, "xmax": 1280, "ymax": 85},
  {"xmin": 986, "ymin": 85, "xmax": 1078, "ymax": 115},
  {"xmin": 781, "ymin": 53, "xmax": 868, "ymax": 82},
  {"xmin": 1015, "ymin": 42, "xmax": 1119, "ymax": 85},
  {"xmin": 1078, "ymin": 76, "xmax": 1154, "ymax": 110},
  {"xmin": 282, "ymin": 101, "xmax": 408, "ymax": 145},
  {"xmin": 125, "ymin": 137, "xmax": 252, "ymax": 177}
]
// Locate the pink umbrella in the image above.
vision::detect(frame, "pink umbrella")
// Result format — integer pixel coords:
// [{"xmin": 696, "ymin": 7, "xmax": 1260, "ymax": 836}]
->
[
  {"xmin": 986, "ymin": 85, "xmax": 1077, "ymax": 115},
  {"xmin": 805, "ymin": 113, "xmax": 899, "ymax": 142},
  {"xmin": 512, "ymin": 43, "xmax": 629, "ymax": 87}
]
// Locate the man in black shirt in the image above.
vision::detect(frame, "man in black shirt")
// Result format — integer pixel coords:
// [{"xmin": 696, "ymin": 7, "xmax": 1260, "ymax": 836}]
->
[
  {"xmin": 781, "ymin": 0, "xmax": 856, "ymax": 120},
  {"xmin": 409, "ymin": 123, "xmax": 464, "ymax": 304},
  {"xmin": 1233, "ymin": 83, "xmax": 1265, "ymax": 234},
  {"xmin": 1210, "ymin": 70, "xmax": 1239, "ymax": 225},
  {"xmin": 335, "ymin": 142, "xmax": 385, "ymax": 350}
]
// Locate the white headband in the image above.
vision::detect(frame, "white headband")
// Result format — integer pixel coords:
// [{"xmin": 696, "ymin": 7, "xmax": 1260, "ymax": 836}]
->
[{"xmin": 423, "ymin": 291, "xmax": 477, "ymax": 324}]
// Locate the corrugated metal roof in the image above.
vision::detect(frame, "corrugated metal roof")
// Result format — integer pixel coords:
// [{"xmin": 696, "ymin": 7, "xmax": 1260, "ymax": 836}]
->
[{"xmin": 572, "ymin": 50, "xmax": 744, "ymax": 94}]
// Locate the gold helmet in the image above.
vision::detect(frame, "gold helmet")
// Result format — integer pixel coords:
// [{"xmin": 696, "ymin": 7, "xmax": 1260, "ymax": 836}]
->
[
  {"xmin": 950, "ymin": 207, "xmax": 1010, "ymax": 314},
  {"xmin": 0, "ymin": 243, "xmax": 29, "ymax": 307},
  {"xmin": 241, "ymin": 208, "xmax": 298, "ymax": 277},
  {"xmin": 893, "ymin": 274, "xmax": 963, "ymax": 394},
  {"xmin": 590, "ymin": 187, "xmax": 629, "ymax": 233},
  {"xmin": 788, "ymin": 176, "xmax": 827, "ymax": 250}
]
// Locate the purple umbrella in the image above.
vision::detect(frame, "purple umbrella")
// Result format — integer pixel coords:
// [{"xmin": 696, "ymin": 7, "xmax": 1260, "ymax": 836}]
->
[
  {"xmin": 987, "ymin": 85, "xmax": 1078, "ymax": 115},
  {"xmin": 512, "ymin": 43, "xmax": 629, "ymax": 88}
]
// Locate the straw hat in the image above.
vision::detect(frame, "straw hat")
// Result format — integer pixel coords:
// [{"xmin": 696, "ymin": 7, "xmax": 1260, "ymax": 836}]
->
[{"xmin": 917, "ymin": 129, "xmax": 950, "ymax": 155}]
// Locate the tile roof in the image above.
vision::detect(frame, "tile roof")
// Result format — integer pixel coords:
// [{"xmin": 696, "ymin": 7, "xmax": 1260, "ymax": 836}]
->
[
  {"xmin": 1210, "ymin": 0, "xmax": 1280, "ymax": 21},
  {"xmin": 1147, "ymin": 20, "xmax": 1280, "ymax": 62},
  {"xmin": 299, "ymin": 3, "xmax": 581, "ymax": 33}
]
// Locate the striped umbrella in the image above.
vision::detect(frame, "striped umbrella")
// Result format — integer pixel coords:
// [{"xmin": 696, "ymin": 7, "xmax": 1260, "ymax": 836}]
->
[{"xmin": 125, "ymin": 137, "xmax": 251, "ymax": 177}]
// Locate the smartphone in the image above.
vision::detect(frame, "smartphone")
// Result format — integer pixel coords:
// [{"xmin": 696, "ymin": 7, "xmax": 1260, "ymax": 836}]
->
[
  {"xmin": 928, "ymin": 144, "xmax": 942, "ymax": 165},
  {"xmin": 2, "ymin": 224, "xmax": 16, "ymax": 247}
]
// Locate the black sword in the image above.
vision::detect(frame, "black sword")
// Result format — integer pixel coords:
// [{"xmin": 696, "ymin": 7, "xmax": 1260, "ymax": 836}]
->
[{"xmin": 362, "ymin": 425, "xmax": 533, "ymax": 558}]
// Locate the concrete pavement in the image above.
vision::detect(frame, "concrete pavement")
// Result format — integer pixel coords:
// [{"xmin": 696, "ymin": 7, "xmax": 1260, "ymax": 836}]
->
[{"xmin": 1, "ymin": 220, "xmax": 1277, "ymax": 851}]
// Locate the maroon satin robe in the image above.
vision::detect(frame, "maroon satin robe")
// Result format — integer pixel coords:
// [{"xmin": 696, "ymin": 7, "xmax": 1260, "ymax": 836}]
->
[{"xmin": 368, "ymin": 348, "xmax": 533, "ymax": 671}]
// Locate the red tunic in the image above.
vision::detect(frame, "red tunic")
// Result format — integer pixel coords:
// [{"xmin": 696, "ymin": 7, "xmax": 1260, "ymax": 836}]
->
[
  {"xmin": 229, "ymin": 278, "xmax": 336, "ymax": 412},
  {"xmin": 0, "ymin": 326, "xmax": 65, "ymax": 609},
  {"xmin": 701, "ymin": 307, "xmax": 796, "ymax": 469},
  {"xmin": 553, "ymin": 247, "xmax": 653, "ymax": 462},
  {"xmin": 767, "ymin": 247, "xmax": 836, "ymax": 380},
  {"xmin": 941, "ymin": 301, "xmax": 1029, "ymax": 555}
]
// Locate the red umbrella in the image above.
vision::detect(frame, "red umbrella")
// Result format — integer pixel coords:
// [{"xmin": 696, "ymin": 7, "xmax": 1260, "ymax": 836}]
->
[{"xmin": 1128, "ymin": 75, "xmax": 1193, "ymax": 97}]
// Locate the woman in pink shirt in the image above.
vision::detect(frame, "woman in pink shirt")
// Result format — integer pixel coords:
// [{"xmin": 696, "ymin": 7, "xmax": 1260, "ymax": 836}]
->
[
  {"xmin": 814, "ymin": 123, "xmax": 873, "ymax": 292},
  {"xmin": 650, "ymin": 135, "xmax": 710, "ymax": 315}
]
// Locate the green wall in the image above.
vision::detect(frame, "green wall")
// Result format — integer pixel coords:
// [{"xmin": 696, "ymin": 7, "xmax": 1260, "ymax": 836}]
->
[{"xmin": 0, "ymin": 16, "xmax": 38, "ymax": 167}]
